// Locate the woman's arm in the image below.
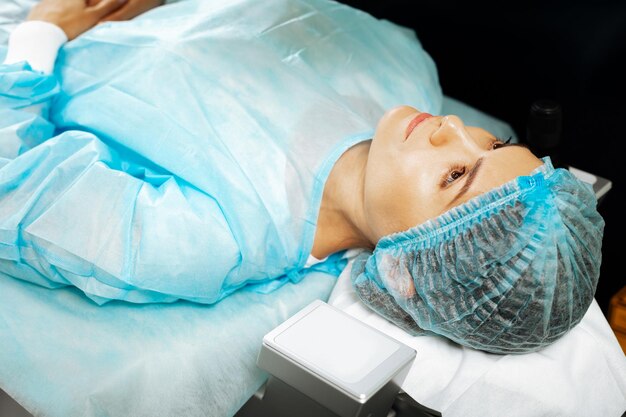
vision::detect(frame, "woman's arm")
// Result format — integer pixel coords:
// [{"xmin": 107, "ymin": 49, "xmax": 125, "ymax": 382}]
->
[
  {"xmin": 0, "ymin": 0, "xmax": 137, "ymax": 161},
  {"xmin": 0, "ymin": 0, "xmax": 238, "ymax": 305},
  {"xmin": 3, "ymin": 0, "xmax": 130, "ymax": 75}
]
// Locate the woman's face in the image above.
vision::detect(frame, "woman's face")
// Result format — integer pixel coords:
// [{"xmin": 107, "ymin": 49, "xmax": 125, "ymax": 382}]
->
[{"xmin": 364, "ymin": 105, "xmax": 543, "ymax": 241}]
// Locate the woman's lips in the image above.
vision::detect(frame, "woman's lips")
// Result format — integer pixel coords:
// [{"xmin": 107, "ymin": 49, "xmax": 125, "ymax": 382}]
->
[{"xmin": 405, "ymin": 112, "xmax": 433, "ymax": 139}]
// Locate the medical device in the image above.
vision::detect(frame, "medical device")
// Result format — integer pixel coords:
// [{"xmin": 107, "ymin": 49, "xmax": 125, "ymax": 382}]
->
[
  {"xmin": 235, "ymin": 300, "xmax": 441, "ymax": 417},
  {"xmin": 526, "ymin": 99, "xmax": 612, "ymax": 202}
]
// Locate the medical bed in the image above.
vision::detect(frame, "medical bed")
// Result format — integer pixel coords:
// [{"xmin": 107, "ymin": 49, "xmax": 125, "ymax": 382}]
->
[{"xmin": 1, "ymin": 93, "xmax": 625, "ymax": 417}]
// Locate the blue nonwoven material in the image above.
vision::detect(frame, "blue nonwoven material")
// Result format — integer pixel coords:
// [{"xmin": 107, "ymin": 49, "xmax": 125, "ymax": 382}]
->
[
  {"xmin": 0, "ymin": 268, "xmax": 339, "ymax": 417},
  {"xmin": 0, "ymin": 0, "xmax": 443, "ymax": 304}
]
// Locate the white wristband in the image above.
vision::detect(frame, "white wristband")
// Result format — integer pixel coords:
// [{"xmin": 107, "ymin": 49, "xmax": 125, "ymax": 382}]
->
[{"xmin": 3, "ymin": 20, "xmax": 68, "ymax": 74}]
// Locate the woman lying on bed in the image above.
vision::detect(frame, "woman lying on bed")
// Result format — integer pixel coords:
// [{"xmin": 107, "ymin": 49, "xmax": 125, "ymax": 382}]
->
[{"xmin": 0, "ymin": 0, "xmax": 605, "ymax": 354}]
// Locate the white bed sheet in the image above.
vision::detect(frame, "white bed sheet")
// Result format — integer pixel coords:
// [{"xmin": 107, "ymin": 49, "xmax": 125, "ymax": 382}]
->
[{"xmin": 328, "ymin": 253, "xmax": 626, "ymax": 417}]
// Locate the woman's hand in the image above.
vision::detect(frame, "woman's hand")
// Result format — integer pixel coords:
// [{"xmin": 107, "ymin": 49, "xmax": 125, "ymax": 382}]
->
[
  {"xmin": 88, "ymin": 0, "xmax": 166, "ymax": 23},
  {"xmin": 27, "ymin": 0, "xmax": 129, "ymax": 41}
]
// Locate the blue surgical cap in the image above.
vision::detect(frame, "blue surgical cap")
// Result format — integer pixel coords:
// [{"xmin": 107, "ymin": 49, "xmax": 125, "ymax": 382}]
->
[{"xmin": 351, "ymin": 157, "xmax": 605, "ymax": 354}]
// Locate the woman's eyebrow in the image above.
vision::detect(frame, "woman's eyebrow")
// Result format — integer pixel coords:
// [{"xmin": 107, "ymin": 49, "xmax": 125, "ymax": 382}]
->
[
  {"xmin": 446, "ymin": 142, "xmax": 529, "ymax": 208},
  {"xmin": 447, "ymin": 157, "xmax": 484, "ymax": 208}
]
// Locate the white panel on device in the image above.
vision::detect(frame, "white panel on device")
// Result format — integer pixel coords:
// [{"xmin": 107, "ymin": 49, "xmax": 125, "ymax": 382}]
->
[{"xmin": 262, "ymin": 299, "xmax": 416, "ymax": 400}]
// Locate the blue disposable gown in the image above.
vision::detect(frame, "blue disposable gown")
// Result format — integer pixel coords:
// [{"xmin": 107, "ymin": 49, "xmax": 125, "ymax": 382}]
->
[{"xmin": 0, "ymin": 0, "xmax": 443, "ymax": 304}]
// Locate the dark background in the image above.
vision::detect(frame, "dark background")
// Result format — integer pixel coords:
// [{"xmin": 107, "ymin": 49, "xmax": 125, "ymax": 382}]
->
[{"xmin": 340, "ymin": 0, "xmax": 625, "ymax": 320}]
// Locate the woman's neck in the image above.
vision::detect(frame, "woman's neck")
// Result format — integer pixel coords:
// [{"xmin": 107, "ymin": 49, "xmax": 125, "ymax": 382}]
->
[{"xmin": 311, "ymin": 140, "xmax": 375, "ymax": 259}]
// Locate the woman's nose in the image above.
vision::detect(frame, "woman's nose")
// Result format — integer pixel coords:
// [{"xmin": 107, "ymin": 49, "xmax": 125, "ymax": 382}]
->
[{"xmin": 429, "ymin": 115, "xmax": 474, "ymax": 147}]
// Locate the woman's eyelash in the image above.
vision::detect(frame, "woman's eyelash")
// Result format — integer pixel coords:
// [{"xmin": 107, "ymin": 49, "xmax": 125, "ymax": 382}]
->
[
  {"xmin": 492, "ymin": 135, "xmax": 513, "ymax": 149},
  {"xmin": 441, "ymin": 164, "xmax": 466, "ymax": 187}
]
